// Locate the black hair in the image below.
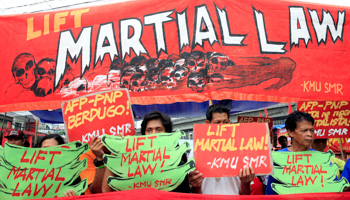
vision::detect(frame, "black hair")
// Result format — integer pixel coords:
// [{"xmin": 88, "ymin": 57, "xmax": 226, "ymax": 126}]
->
[
  {"xmin": 206, "ymin": 104, "xmax": 230, "ymax": 122},
  {"xmin": 278, "ymin": 135, "xmax": 287, "ymax": 144},
  {"xmin": 141, "ymin": 110, "xmax": 172, "ymax": 135},
  {"xmin": 38, "ymin": 134, "xmax": 65, "ymax": 147},
  {"xmin": 285, "ymin": 111, "xmax": 314, "ymax": 132}
]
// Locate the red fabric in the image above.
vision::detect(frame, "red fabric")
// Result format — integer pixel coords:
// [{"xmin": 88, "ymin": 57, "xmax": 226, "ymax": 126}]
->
[
  {"xmin": 0, "ymin": 0, "xmax": 349, "ymax": 112},
  {"xmin": 264, "ymin": 108, "xmax": 269, "ymax": 118},
  {"xmin": 40, "ymin": 188, "xmax": 350, "ymax": 200},
  {"xmin": 250, "ymin": 178, "xmax": 264, "ymax": 195}
]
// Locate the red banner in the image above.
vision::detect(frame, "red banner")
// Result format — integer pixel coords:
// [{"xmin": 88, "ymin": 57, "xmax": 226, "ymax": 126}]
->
[
  {"xmin": 193, "ymin": 123, "xmax": 272, "ymax": 177},
  {"xmin": 41, "ymin": 188, "xmax": 350, "ymax": 200},
  {"xmin": 298, "ymin": 101, "xmax": 350, "ymax": 138},
  {"xmin": 0, "ymin": 0, "xmax": 349, "ymax": 112},
  {"xmin": 62, "ymin": 89, "xmax": 135, "ymax": 143}
]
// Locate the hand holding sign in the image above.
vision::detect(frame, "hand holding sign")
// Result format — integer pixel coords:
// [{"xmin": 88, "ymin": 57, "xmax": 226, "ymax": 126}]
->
[
  {"xmin": 271, "ymin": 150, "xmax": 350, "ymax": 194},
  {"xmin": 0, "ymin": 142, "xmax": 88, "ymax": 199},
  {"xmin": 101, "ymin": 131, "xmax": 195, "ymax": 191}
]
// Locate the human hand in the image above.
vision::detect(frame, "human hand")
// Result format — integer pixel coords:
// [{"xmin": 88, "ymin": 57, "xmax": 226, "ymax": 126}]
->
[
  {"xmin": 189, "ymin": 170, "xmax": 204, "ymax": 188},
  {"xmin": 64, "ymin": 190, "xmax": 76, "ymax": 197},
  {"xmin": 90, "ymin": 136, "xmax": 105, "ymax": 160},
  {"xmin": 239, "ymin": 166, "xmax": 255, "ymax": 184}
]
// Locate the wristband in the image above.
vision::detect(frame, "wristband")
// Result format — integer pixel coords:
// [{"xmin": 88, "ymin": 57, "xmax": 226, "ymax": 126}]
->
[
  {"xmin": 93, "ymin": 158, "xmax": 104, "ymax": 167},
  {"xmin": 96, "ymin": 164, "xmax": 105, "ymax": 169}
]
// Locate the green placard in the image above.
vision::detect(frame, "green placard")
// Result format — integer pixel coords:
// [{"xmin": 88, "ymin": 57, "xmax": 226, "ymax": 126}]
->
[
  {"xmin": 101, "ymin": 130, "xmax": 196, "ymax": 191},
  {"xmin": 0, "ymin": 142, "xmax": 89, "ymax": 199},
  {"xmin": 271, "ymin": 150, "xmax": 349, "ymax": 194},
  {"xmin": 102, "ymin": 131, "xmax": 182, "ymax": 154}
]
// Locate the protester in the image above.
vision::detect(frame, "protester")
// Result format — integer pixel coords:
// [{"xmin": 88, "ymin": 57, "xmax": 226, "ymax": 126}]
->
[
  {"xmin": 37, "ymin": 133, "xmax": 65, "ymax": 147},
  {"xmin": 102, "ymin": 110, "xmax": 191, "ymax": 193},
  {"xmin": 5, "ymin": 130, "xmax": 25, "ymax": 146},
  {"xmin": 312, "ymin": 138, "xmax": 345, "ymax": 178},
  {"xmin": 265, "ymin": 111, "xmax": 316, "ymax": 195},
  {"xmin": 277, "ymin": 135, "xmax": 288, "ymax": 149},
  {"xmin": 38, "ymin": 134, "xmax": 76, "ymax": 197},
  {"xmin": 79, "ymin": 136, "xmax": 107, "ymax": 194},
  {"xmin": 188, "ymin": 104, "xmax": 255, "ymax": 195}
]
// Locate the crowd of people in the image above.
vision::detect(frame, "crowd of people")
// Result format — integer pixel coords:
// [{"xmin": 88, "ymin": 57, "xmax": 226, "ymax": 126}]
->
[{"xmin": 3, "ymin": 104, "xmax": 350, "ymax": 196}]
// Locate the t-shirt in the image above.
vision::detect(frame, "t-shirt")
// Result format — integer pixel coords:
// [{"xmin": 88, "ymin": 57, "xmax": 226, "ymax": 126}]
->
[
  {"xmin": 79, "ymin": 149, "xmax": 96, "ymax": 195},
  {"xmin": 341, "ymin": 159, "xmax": 350, "ymax": 183},
  {"xmin": 201, "ymin": 177, "xmax": 241, "ymax": 195},
  {"xmin": 265, "ymin": 148, "xmax": 317, "ymax": 195}
]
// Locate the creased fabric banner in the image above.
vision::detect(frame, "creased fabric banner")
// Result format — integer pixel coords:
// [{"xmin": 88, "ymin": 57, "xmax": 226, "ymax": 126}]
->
[{"xmin": 0, "ymin": 0, "xmax": 349, "ymax": 112}]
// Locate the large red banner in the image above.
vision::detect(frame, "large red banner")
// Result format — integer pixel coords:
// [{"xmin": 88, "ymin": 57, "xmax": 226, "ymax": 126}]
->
[
  {"xmin": 298, "ymin": 101, "xmax": 350, "ymax": 138},
  {"xmin": 0, "ymin": 0, "xmax": 349, "ymax": 112},
  {"xmin": 193, "ymin": 123, "xmax": 273, "ymax": 177}
]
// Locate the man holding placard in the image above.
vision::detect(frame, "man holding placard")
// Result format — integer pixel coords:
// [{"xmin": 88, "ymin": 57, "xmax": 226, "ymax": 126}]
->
[
  {"xmin": 101, "ymin": 110, "xmax": 193, "ymax": 193},
  {"xmin": 189, "ymin": 104, "xmax": 255, "ymax": 195}
]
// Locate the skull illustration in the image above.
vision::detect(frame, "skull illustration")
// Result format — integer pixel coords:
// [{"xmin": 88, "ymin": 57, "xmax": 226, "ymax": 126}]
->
[
  {"xmin": 35, "ymin": 58, "xmax": 55, "ymax": 81},
  {"xmin": 173, "ymin": 67, "xmax": 189, "ymax": 82},
  {"xmin": 145, "ymin": 67, "xmax": 161, "ymax": 91},
  {"xmin": 90, "ymin": 75, "xmax": 108, "ymax": 91},
  {"xmin": 107, "ymin": 70, "xmax": 121, "ymax": 89},
  {"xmin": 129, "ymin": 73, "xmax": 147, "ymax": 92},
  {"xmin": 209, "ymin": 73, "xmax": 224, "ymax": 83},
  {"xmin": 208, "ymin": 52, "xmax": 229, "ymax": 72},
  {"xmin": 158, "ymin": 59, "xmax": 173, "ymax": 69},
  {"xmin": 174, "ymin": 58, "xmax": 186, "ymax": 69},
  {"xmin": 158, "ymin": 67, "xmax": 176, "ymax": 89},
  {"xmin": 69, "ymin": 77, "xmax": 88, "ymax": 93},
  {"xmin": 146, "ymin": 58, "xmax": 159, "ymax": 70},
  {"xmin": 120, "ymin": 71, "xmax": 134, "ymax": 89},
  {"xmin": 187, "ymin": 51, "xmax": 207, "ymax": 73},
  {"xmin": 12, "ymin": 53, "xmax": 36, "ymax": 89},
  {"xmin": 33, "ymin": 77, "xmax": 53, "ymax": 97},
  {"xmin": 187, "ymin": 72, "xmax": 206, "ymax": 92}
]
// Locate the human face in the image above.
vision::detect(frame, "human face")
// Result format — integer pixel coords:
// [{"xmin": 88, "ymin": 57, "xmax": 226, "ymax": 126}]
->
[
  {"xmin": 145, "ymin": 119, "xmax": 166, "ymax": 135},
  {"xmin": 206, "ymin": 112, "xmax": 230, "ymax": 124},
  {"xmin": 311, "ymin": 139, "xmax": 328, "ymax": 152},
  {"xmin": 288, "ymin": 120, "xmax": 314, "ymax": 151},
  {"xmin": 280, "ymin": 138, "xmax": 288, "ymax": 148},
  {"xmin": 41, "ymin": 138, "xmax": 59, "ymax": 147},
  {"xmin": 7, "ymin": 137, "xmax": 25, "ymax": 146}
]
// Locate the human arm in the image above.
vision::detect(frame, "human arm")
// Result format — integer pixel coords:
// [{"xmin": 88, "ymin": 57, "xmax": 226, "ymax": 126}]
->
[
  {"xmin": 188, "ymin": 170, "xmax": 203, "ymax": 193},
  {"xmin": 239, "ymin": 166, "xmax": 255, "ymax": 195},
  {"xmin": 88, "ymin": 136, "xmax": 106, "ymax": 194},
  {"xmin": 101, "ymin": 164, "xmax": 115, "ymax": 193}
]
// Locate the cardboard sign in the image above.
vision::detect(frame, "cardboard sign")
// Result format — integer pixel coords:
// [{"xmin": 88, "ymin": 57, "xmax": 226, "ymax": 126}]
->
[
  {"xmin": 1, "ymin": 0, "xmax": 350, "ymax": 113},
  {"xmin": 0, "ymin": 142, "xmax": 88, "ymax": 199},
  {"xmin": 237, "ymin": 116, "xmax": 273, "ymax": 143},
  {"xmin": 101, "ymin": 131, "xmax": 196, "ymax": 191},
  {"xmin": 193, "ymin": 123, "xmax": 273, "ymax": 177},
  {"xmin": 62, "ymin": 89, "xmax": 135, "ymax": 143},
  {"xmin": 271, "ymin": 150, "xmax": 349, "ymax": 194},
  {"xmin": 298, "ymin": 101, "xmax": 350, "ymax": 138}
]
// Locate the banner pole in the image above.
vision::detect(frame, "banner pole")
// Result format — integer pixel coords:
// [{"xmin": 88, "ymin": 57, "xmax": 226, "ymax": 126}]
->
[
  {"xmin": 0, "ymin": 112, "xmax": 7, "ymax": 145},
  {"xmin": 34, "ymin": 118, "xmax": 39, "ymax": 147},
  {"xmin": 338, "ymin": 138, "xmax": 345, "ymax": 160}
]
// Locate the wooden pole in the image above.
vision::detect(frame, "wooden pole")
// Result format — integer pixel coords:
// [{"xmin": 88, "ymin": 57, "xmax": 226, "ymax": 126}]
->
[
  {"xmin": 209, "ymin": 100, "xmax": 213, "ymax": 106},
  {"xmin": 33, "ymin": 118, "xmax": 39, "ymax": 147},
  {"xmin": 338, "ymin": 138, "xmax": 345, "ymax": 160}
]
